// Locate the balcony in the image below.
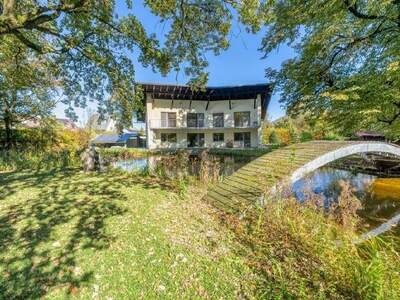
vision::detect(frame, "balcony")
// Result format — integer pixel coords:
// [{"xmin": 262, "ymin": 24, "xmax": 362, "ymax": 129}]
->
[{"xmin": 149, "ymin": 119, "xmax": 260, "ymax": 129}]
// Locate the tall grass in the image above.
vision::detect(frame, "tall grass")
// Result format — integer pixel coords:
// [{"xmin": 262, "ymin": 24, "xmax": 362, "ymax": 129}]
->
[
  {"xmin": 0, "ymin": 150, "xmax": 81, "ymax": 172},
  {"xmin": 224, "ymin": 190, "xmax": 400, "ymax": 299},
  {"xmin": 97, "ymin": 147, "xmax": 148, "ymax": 161}
]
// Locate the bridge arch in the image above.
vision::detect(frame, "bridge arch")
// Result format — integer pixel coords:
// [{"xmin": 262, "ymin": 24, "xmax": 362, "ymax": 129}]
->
[
  {"xmin": 206, "ymin": 141, "xmax": 400, "ymax": 213},
  {"xmin": 290, "ymin": 142, "xmax": 400, "ymax": 183}
]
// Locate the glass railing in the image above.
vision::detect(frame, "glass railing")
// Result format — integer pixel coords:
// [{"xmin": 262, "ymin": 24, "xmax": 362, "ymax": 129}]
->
[{"xmin": 149, "ymin": 119, "xmax": 260, "ymax": 129}]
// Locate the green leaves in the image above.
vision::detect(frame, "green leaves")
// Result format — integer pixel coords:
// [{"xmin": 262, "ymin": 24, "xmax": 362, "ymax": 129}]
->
[
  {"xmin": 0, "ymin": 0, "xmax": 237, "ymax": 129},
  {"xmin": 263, "ymin": 0, "xmax": 400, "ymax": 139}
]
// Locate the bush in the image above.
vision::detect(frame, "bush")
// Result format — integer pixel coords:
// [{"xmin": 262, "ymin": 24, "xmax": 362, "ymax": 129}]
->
[
  {"xmin": 269, "ymin": 130, "xmax": 280, "ymax": 144},
  {"xmin": 275, "ymin": 128, "xmax": 291, "ymax": 145},
  {"xmin": 0, "ymin": 149, "xmax": 81, "ymax": 171},
  {"xmin": 300, "ymin": 130, "xmax": 313, "ymax": 142},
  {"xmin": 323, "ymin": 131, "xmax": 344, "ymax": 141},
  {"xmin": 98, "ymin": 147, "xmax": 148, "ymax": 164}
]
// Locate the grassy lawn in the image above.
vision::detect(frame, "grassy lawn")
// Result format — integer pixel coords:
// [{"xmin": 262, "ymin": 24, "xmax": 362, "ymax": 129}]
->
[{"xmin": 0, "ymin": 170, "xmax": 254, "ymax": 299}]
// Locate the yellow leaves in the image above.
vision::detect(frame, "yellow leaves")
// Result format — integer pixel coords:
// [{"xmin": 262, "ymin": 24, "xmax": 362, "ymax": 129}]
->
[
  {"xmin": 387, "ymin": 61, "xmax": 400, "ymax": 71},
  {"xmin": 321, "ymin": 91, "xmax": 349, "ymax": 101},
  {"xmin": 322, "ymin": 86, "xmax": 362, "ymax": 101},
  {"xmin": 360, "ymin": 109, "xmax": 382, "ymax": 115}
]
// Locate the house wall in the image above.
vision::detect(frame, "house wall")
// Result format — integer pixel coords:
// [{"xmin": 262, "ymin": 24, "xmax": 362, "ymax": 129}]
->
[{"xmin": 145, "ymin": 94, "xmax": 262, "ymax": 149}]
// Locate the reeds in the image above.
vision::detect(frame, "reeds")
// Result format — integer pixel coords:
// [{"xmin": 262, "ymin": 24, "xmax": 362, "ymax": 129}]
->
[{"xmin": 224, "ymin": 181, "xmax": 400, "ymax": 299}]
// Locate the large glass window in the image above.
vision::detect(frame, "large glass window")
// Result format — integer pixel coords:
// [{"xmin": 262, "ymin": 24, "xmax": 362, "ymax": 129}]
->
[
  {"xmin": 213, "ymin": 133, "xmax": 224, "ymax": 142},
  {"xmin": 234, "ymin": 132, "xmax": 251, "ymax": 148},
  {"xmin": 213, "ymin": 113, "xmax": 224, "ymax": 128},
  {"xmin": 187, "ymin": 113, "xmax": 204, "ymax": 128},
  {"xmin": 234, "ymin": 112, "xmax": 250, "ymax": 127},
  {"xmin": 187, "ymin": 133, "xmax": 205, "ymax": 147},
  {"xmin": 161, "ymin": 112, "xmax": 176, "ymax": 127},
  {"xmin": 161, "ymin": 133, "xmax": 177, "ymax": 143}
]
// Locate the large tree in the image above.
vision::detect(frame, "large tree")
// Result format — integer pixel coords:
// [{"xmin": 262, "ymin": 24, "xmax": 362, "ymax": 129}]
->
[
  {"xmin": 0, "ymin": 37, "xmax": 59, "ymax": 148},
  {"xmin": 0, "ymin": 0, "xmax": 260, "ymax": 131},
  {"xmin": 260, "ymin": 0, "xmax": 400, "ymax": 139}
]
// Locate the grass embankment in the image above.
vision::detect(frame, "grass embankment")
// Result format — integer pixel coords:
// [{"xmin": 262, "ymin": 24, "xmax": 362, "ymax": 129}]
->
[{"xmin": 0, "ymin": 170, "xmax": 254, "ymax": 299}]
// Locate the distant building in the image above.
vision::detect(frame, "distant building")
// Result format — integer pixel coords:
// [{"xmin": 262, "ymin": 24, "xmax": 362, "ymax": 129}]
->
[
  {"xmin": 355, "ymin": 131, "xmax": 385, "ymax": 141},
  {"xmin": 140, "ymin": 83, "xmax": 272, "ymax": 149},
  {"xmin": 86, "ymin": 114, "xmax": 116, "ymax": 132},
  {"xmin": 56, "ymin": 118, "xmax": 78, "ymax": 130},
  {"xmin": 21, "ymin": 118, "xmax": 77, "ymax": 129},
  {"xmin": 91, "ymin": 132, "xmax": 145, "ymax": 148}
]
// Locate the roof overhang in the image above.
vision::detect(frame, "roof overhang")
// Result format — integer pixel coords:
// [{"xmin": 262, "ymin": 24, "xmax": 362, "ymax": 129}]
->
[{"xmin": 139, "ymin": 82, "xmax": 273, "ymax": 119}]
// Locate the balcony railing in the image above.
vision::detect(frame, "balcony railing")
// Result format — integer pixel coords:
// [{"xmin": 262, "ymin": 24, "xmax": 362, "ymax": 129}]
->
[{"xmin": 149, "ymin": 119, "xmax": 260, "ymax": 129}]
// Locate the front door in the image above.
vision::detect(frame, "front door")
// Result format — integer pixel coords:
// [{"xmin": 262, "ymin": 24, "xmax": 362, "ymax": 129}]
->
[{"xmin": 187, "ymin": 133, "xmax": 205, "ymax": 147}]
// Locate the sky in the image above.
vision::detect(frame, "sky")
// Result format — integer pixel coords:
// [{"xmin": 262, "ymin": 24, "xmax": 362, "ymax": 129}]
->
[{"xmin": 54, "ymin": 1, "xmax": 296, "ymax": 127}]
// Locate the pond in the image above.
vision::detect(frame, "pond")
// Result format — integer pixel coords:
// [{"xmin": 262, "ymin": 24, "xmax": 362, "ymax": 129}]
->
[
  {"xmin": 113, "ymin": 155, "xmax": 252, "ymax": 176},
  {"xmin": 113, "ymin": 154, "xmax": 400, "ymax": 237},
  {"xmin": 293, "ymin": 167, "xmax": 400, "ymax": 236}
]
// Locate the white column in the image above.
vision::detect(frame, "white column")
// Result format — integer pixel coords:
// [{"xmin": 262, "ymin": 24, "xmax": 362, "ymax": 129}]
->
[{"xmin": 145, "ymin": 93, "xmax": 155, "ymax": 149}]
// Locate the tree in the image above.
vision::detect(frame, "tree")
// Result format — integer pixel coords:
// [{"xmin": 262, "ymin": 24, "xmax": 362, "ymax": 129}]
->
[
  {"xmin": 261, "ymin": 0, "xmax": 400, "ymax": 139},
  {"xmin": 0, "ymin": 0, "xmax": 259, "ymax": 130},
  {"xmin": 0, "ymin": 38, "xmax": 59, "ymax": 148}
]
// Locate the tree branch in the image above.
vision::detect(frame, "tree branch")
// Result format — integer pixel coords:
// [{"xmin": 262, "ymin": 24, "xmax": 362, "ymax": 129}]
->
[{"xmin": 343, "ymin": 0, "xmax": 381, "ymax": 20}]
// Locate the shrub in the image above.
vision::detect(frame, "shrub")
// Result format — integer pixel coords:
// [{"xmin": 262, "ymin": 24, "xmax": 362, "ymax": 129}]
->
[
  {"xmin": 0, "ymin": 149, "xmax": 81, "ymax": 171},
  {"xmin": 275, "ymin": 128, "xmax": 291, "ymax": 145},
  {"xmin": 323, "ymin": 131, "xmax": 344, "ymax": 141},
  {"xmin": 269, "ymin": 130, "xmax": 280, "ymax": 144},
  {"xmin": 300, "ymin": 130, "xmax": 313, "ymax": 142}
]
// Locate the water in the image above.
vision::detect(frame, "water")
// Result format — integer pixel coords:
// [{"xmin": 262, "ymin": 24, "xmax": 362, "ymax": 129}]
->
[
  {"xmin": 293, "ymin": 167, "xmax": 400, "ymax": 236},
  {"xmin": 112, "ymin": 155, "xmax": 251, "ymax": 176},
  {"xmin": 113, "ymin": 155, "xmax": 400, "ymax": 236}
]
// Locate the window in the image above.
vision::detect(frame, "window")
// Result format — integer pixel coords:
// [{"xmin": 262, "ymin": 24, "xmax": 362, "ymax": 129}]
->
[
  {"xmin": 161, "ymin": 112, "xmax": 176, "ymax": 127},
  {"xmin": 213, "ymin": 133, "xmax": 224, "ymax": 142},
  {"xmin": 187, "ymin": 133, "xmax": 205, "ymax": 147},
  {"xmin": 161, "ymin": 133, "xmax": 177, "ymax": 143},
  {"xmin": 234, "ymin": 112, "xmax": 250, "ymax": 127},
  {"xmin": 213, "ymin": 113, "xmax": 224, "ymax": 128},
  {"xmin": 187, "ymin": 113, "xmax": 204, "ymax": 127},
  {"xmin": 234, "ymin": 132, "xmax": 251, "ymax": 148}
]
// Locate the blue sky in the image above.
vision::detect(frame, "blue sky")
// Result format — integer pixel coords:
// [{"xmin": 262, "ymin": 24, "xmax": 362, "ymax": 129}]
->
[{"xmin": 55, "ymin": 1, "xmax": 296, "ymax": 126}]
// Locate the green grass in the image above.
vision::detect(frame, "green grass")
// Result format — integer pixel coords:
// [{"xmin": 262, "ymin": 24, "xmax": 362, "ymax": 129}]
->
[{"xmin": 0, "ymin": 170, "xmax": 254, "ymax": 299}]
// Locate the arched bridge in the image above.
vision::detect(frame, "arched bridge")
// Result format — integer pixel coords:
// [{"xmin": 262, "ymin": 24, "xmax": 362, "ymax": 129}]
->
[{"xmin": 206, "ymin": 141, "xmax": 400, "ymax": 213}]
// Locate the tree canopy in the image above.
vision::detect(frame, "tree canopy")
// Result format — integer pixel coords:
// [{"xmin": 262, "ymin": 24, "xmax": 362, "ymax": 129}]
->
[
  {"xmin": 0, "ymin": 37, "xmax": 60, "ymax": 147},
  {"xmin": 261, "ymin": 0, "xmax": 400, "ymax": 139},
  {"xmin": 0, "ymin": 0, "xmax": 258, "ymax": 130}
]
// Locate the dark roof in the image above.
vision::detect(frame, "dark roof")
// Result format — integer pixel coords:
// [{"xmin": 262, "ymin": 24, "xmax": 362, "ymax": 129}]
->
[
  {"xmin": 92, "ymin": 133, "xmax": 138, "ymax": 144},
  {"xmin": 355, "ymin": 131, "xmax": 385, "ymax": 137},
  {"xmin": 139, "ymin": 82, "xmax": 273, "ymax": 119},
  {"xmin": 139, "ymin": 83, "xmax": 272, "ymax": 101}
]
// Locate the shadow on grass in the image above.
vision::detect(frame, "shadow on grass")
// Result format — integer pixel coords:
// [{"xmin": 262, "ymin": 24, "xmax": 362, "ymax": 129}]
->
[{"xmin": 0, "ymin": 170, "xmax": 175, "ymax": 299}]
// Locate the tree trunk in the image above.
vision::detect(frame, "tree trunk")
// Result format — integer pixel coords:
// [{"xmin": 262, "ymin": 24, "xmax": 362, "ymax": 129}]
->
[{"xmin": 3, "ymin": 110, "xmax": 13, "ymax": 149}]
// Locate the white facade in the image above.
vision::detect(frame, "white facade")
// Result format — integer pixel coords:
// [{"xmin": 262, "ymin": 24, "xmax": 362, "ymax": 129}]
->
[{"xmin": 145, "ymin": 93, "xmax": 263, "ymax": 149}]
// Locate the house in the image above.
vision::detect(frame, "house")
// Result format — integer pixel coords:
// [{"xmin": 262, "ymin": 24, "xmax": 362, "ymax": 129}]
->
[
  {"xmin": 21, "ymin": 117, "xmax": 77, "ymax": 129},
  {"xmin": 354, "ymin": 131, "xmax": 385, "ymax": 141},
  {"xmin": 56, "ymin": 118, "xmax": 78, "ymax": 130},
  {"xmin": 91, "ymin": 132, "xmax": 145, "ymax": 148},
  {"xmin": 141, "ymin": 83, "xmax": 272, "ymax": 149}
]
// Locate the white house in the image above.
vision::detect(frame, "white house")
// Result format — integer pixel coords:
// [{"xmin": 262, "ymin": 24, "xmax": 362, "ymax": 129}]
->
[{"xmin": 141, "ymin": 83, "xmax": 272, "ymax": 149}]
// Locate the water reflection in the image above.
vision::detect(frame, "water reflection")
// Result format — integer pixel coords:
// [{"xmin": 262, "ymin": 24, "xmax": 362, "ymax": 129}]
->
[
  {"xmin": 293, "ymin": 167, "xmax": 400, "ymax": 235},
  {"xmin": 112, "ymin": 155, "xmax": 251, "ymax": 176}
]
